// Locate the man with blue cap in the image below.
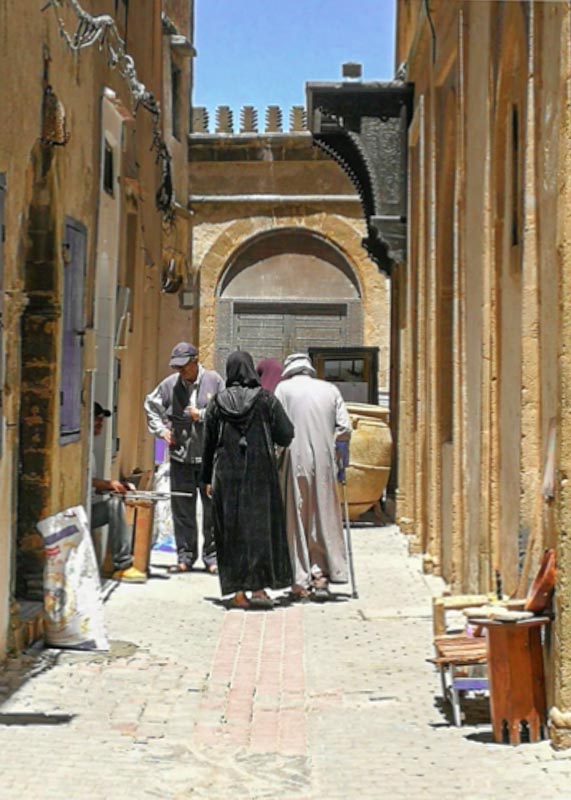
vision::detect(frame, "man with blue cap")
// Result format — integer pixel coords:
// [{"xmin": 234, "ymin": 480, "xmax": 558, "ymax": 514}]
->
[{"xmin": 144, "ymin": 342, "xmax": 224, "ymax": 573}]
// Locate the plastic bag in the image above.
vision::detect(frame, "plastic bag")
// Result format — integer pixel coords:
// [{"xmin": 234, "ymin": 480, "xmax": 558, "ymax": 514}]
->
[
  {"xmin": 151, "ymin": 461, "xmax": 176, "ymax": 552},
  {"xmin": 36, "ymin": 505, "xmax": 109, "ymax": 651}
]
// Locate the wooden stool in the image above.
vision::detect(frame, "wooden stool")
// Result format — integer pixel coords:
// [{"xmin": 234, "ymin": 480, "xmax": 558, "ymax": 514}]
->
[{"xmin": 475, "ymin": 617, "xmax": 549, "ymax": 744}]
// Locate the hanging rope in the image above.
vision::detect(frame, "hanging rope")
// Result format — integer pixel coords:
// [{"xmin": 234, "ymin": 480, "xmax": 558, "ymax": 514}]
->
[{"xmin": 42, "ymin": 0, "xmax": 175, "ymax": 224}]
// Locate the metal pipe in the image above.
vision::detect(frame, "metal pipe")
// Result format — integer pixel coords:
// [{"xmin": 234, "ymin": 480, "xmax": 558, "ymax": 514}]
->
[{"xmin": 188, "ymin": 194, "xmax": 361, "ymax": 204}]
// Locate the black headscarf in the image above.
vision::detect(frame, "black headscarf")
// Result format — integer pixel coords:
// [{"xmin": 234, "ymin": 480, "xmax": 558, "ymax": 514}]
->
[
  {"xmin": 225, "ymin": 351, "xmax": 260, "ymax": 388},
  {"xmin": 217, "ymin": 352, "xmax": 262, "ymax": 451}
]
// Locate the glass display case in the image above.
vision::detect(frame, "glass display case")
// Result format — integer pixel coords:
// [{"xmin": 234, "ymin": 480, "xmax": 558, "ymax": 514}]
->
[{"xmin": 308, "ymin": 347, "xmax": 379, "ymax": 405}]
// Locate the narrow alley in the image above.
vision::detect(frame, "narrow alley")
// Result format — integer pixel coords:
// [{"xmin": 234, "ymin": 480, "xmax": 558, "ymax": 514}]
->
[{"xmin": 0, "ymin": 525, "xmax": 568, "ymax": 800}]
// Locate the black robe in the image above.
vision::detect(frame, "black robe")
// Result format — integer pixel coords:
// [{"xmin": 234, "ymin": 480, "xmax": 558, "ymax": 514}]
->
[{"xmin": 202, "ymin": 387, "xmax": 294, "ymax": 595}]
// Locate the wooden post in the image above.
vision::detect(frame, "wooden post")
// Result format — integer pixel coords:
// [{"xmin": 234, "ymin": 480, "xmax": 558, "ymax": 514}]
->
[{"xmin": 124, "ymin": 499, "xmax": 154, "ymax": 578}]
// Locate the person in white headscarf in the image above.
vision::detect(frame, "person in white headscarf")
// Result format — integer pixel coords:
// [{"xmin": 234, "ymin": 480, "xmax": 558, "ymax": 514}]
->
[{"xmin": 275, "ymin": 353, "xmax": 352, "ymax": 601}]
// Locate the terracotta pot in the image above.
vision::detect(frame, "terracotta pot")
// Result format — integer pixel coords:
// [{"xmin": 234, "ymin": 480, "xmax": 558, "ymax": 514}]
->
[{"xmin": 339, "ymin": 403, "xmax": 392, "ymax": 520}]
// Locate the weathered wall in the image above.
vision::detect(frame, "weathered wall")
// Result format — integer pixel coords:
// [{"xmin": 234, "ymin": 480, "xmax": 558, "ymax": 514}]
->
[
  {"xmin": 397, "ymin": 0, "xmax": 571, "ymax": 745},
  {"xmin": 154, "ymin": 0, "xmax": 197, "ymax": 391},
  {"xmin": 0, "ymin": 0, "xmax": 104, "ymax": 641},
  {"xmin": 0, "ymin": 0, "xmax": 186, "ymax": 654},
  {"xmin": 550, "ymin": 0, "xmax": 571, "ymax": 751}
]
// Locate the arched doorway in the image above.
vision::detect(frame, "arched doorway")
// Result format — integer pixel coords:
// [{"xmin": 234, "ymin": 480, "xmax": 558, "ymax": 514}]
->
[{"xmin": 215, "ymin": 229, "xmax": 363, "ymax": 372}]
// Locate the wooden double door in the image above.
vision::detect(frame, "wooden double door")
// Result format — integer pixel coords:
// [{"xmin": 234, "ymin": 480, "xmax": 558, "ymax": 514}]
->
[{"xmin": 215, "ymin": 300, "xmax": 360, "ymax": 373}]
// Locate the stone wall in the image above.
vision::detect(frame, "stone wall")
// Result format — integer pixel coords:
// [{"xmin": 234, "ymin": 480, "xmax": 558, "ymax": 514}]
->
[
  {"xmin": 0, "ymin": 0, "xmax": 192, "ymax": 655},
  {"xmin": 396, "ymin": 0, "xmax": 571, "ymax": 746}
]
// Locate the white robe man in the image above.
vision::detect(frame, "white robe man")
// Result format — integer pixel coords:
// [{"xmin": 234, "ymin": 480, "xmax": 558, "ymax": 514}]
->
[{"xmin": 275, "ymin": 353, "xmax": 352, "ymax": 601}]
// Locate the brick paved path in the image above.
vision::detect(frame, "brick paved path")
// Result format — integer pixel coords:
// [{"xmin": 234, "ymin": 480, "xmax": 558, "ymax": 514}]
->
[{"xmin": 0, "ymin": 525, "xmax": 571, "ymax": 798}]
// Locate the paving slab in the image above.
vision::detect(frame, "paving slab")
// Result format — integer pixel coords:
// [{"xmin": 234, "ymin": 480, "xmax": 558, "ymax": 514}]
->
[{"xmin": 0, "ymin": 526, "xmax": 567, "ymax": 798}]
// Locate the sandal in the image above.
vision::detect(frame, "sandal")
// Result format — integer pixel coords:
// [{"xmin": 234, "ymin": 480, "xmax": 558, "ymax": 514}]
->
[
  {"xmin": 312, "ymin": 586, "xmax": 332, "ymax": 603},
  {"xmin": 226, "ymin": 592, "xmax": 249, "ymax": 610},
  {"xmin": 249, "ymin": 591, "xmax": 274, "ymax": 610},
  {"xmin": 168, "ymin": 563, "xmax": 192, "ymax": 574},
  {"xmin": 290, "ymin": 586, "xmax": 312, "ymax": 603},
  {"xmin": 205, "ymin": 564, "xmax": 218, "ymax": 575}
]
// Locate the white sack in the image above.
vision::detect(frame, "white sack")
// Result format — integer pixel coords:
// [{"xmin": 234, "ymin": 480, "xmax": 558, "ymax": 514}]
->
[{"xmin": 37, "ymin": 505, "xmax": 109, "ymax": 651}]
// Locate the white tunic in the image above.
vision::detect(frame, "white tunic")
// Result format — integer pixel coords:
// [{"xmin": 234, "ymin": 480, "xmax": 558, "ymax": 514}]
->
[{"xmin": 275, "ymin": 374, "xmax": 352, "ymax": 588}]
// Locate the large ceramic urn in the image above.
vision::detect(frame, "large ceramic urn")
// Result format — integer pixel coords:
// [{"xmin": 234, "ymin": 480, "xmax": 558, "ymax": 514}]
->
[{"xmin": 340, "ymin": 403, "xmax": 392, "ymax": 520}]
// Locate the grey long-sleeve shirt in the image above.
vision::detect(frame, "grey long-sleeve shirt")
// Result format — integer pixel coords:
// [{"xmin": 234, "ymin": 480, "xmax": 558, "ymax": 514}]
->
[{"xmin": 144, "ymin": 365, "xmax": 225, "ymax": 463}]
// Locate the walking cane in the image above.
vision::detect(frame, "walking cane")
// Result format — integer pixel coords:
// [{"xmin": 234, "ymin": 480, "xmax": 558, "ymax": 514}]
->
[{"xmin": 336, "ymin": 442, "xmax": 359, "ymax": 599}]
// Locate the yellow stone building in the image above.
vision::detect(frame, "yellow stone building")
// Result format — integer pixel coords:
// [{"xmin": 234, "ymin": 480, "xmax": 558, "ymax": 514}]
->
[
  {"xmin": 395, "ymin": 0, "xmax": 571, "ymax": 746},
  {"xmin": 0, "ymin": 0, "xmax": 194, "ymax": 656}
]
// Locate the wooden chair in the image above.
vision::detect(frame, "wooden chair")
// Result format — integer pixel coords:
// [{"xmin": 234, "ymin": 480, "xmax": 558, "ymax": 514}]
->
[
  {"xmin": 429, "ymin": 595, "xmax": 490, "ymax": 726},
  {"xmin": 431, "ymin": 634, "xmax": 488, "ymax": 727}
]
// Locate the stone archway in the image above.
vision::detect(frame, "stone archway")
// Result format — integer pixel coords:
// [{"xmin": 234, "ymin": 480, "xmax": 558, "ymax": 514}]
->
[
  {"xmin": 212, "ymin": 228, "xmax": 364, "ymax": 373},
  {"xmin": 197, "ymin": 213, "xmax": 389, "ymax": 389}
]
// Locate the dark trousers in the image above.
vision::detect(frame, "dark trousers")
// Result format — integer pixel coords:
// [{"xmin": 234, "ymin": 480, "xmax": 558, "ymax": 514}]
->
[
  {"xmin": 91, "ymin": 496, "xmax": 133, "ymax": 571},
  {"xmin": 170, "ymin": 460, "xmax": 216, "ymax": 568}
]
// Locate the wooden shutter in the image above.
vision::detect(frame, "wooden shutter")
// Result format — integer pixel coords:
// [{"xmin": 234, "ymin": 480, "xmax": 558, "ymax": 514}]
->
[{"xmin": 60, "ymin": 218, "xmax": 87, "ymax": 442}]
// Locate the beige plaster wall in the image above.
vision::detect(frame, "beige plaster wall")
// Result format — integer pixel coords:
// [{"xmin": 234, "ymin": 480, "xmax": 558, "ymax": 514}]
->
[
  {"xmin": 397, "ymin": 0, "xmax": 552, "ymax": 594},
  {"xmin": 190, "ymin": 150, "xmax": 358, "ymax": 197},
  {"xmin": 0, "ymin": 0, "xmax": 171, "ymax": 654},
  {"xmin": 552, "ymin": 0, "xmax": 571, "ymax": 750},
  {"xmin": 398, "ymin": 0, "xmax": 571, "ymax": 743},
  {"xmin": 0, "ymin": 4, "xmax": 103, "ymax": 654}
]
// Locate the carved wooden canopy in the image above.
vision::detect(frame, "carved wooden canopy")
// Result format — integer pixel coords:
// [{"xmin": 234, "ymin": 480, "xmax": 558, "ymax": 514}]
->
[{"xmin": 306, "ymin": 81, "xmax": 414, "ymax": 274}]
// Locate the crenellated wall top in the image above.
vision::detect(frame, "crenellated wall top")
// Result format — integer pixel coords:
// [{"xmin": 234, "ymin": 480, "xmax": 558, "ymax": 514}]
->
[{"xmin": 192, "ymin": 105, "xmax": 308, "ymax": 135}]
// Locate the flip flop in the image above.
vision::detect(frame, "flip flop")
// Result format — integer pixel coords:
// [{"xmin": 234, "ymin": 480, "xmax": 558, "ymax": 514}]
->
[{"xmin": 168, "ymin": 563, "xmax": 192, "ymax": 574}]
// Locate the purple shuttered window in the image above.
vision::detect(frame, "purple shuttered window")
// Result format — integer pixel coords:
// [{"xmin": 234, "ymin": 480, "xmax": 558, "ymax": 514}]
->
[
  {"xmin": 0, "ymin": 175, "xmax": 5, "ymax": 457},
  {"xmin": 60, "ymin": 218, "xmax": 87, "ymax": 443}
]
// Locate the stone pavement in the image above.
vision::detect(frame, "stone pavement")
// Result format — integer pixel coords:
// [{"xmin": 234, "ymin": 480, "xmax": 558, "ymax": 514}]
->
[{"xmin": 1, "ymin": 525, "xmax": 571, "ymax": 799}]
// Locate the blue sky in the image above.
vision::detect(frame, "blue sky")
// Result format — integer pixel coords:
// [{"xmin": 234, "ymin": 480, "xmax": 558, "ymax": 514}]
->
[{"xmin": 193, "ymin": 0, "xmax": 396, "ymax": 117}]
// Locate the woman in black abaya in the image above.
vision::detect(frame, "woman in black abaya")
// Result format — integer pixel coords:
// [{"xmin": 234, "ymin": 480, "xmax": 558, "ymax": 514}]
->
[{"xmin": 201, "ymin": 351, "xmax": 294, "ymax": 609}]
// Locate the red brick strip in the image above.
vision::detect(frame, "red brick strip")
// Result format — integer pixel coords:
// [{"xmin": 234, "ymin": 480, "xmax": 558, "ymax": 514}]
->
[{"xmin": 192, "ymin": 604, "xmax": 306, "ymax": 756}]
